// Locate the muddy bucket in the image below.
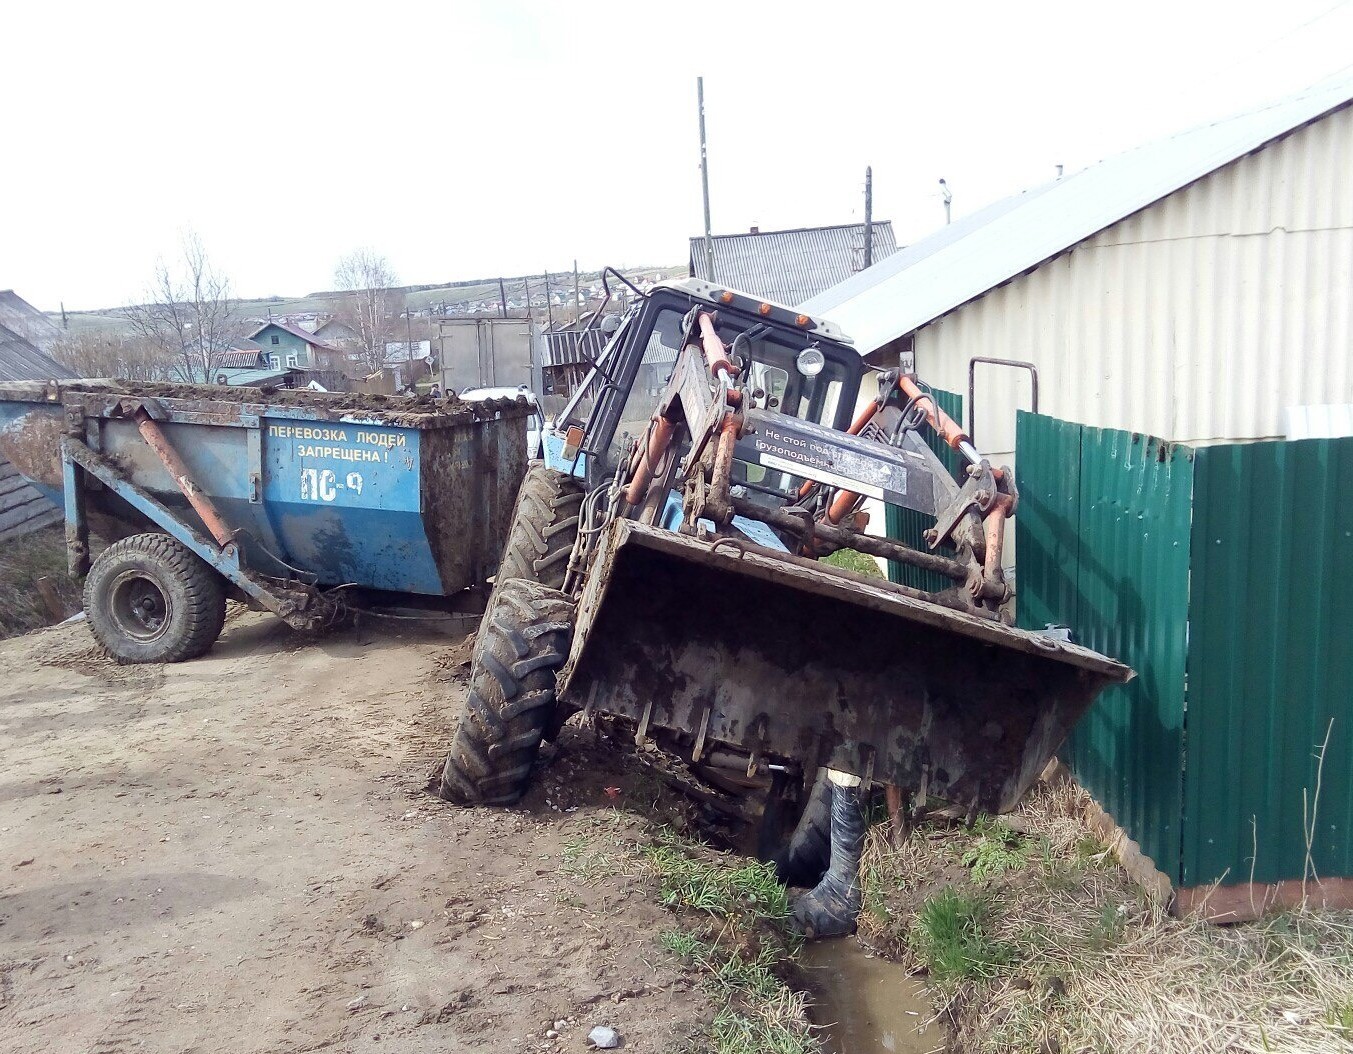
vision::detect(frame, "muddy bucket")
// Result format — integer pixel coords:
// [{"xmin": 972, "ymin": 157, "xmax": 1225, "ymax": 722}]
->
[{"xmin": 557, "ymin": 520, "xmax": 1131, "ymax": 813}]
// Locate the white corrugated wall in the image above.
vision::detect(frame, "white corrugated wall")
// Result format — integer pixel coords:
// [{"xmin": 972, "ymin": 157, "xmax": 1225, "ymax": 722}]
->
[{"xmin": 917, "ymin": 100, "xmax": 1353, "ymax": 463}]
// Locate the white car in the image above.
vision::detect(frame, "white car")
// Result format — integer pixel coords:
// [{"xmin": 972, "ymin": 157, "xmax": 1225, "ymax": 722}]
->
[{"xmin": 459, "ymin": 385, "xmax": 545, "ymax": 458}]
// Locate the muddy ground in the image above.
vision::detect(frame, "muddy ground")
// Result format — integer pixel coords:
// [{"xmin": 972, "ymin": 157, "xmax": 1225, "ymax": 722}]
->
[{"xmin": 0, "ymin": 612, "xmax": 722, "ymax": 1053}]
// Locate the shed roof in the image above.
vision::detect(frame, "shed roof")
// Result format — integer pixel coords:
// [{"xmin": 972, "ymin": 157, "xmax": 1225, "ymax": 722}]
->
[
  {"xmin": 0, "ymin": 324, "xmax": 75, "ymax": 382},
  {"xmin": 224, "ymin": 368, "xmax": 292, "ymax": 387},
  {"xmin": 0, "ymin": 290, "xmax": 62, "ymax": 351},
  {"xmin": 689, "ymin": 222, "xmax": 898, "ymax": 306},
  {"xmin": 218, "ymin": 350, "xmax": 265, "ymax": 368},
  {"xmin": 801, "ymin": 72, "xmax": 1353, "ymax": 354}
]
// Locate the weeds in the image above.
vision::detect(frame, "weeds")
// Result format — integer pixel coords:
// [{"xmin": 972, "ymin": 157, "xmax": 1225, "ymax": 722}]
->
[
  {"xmin": 960, "ymin": 819, "xmax": 1031, "ymax": 882},
  {"xmin": 0, "ymin": 526, "xmax": 80, "ymax": 638},
  {"xmin": 910, "ymin": 887, "xmax": 1012, "ymax": 986}
]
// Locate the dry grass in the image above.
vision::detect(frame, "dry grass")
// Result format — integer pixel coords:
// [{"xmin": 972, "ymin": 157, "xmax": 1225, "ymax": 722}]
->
[
  {"xmin": 0, "ymin": 526, "xmax": 81, "ymax": 638},
  {"xmin": 858, "ymin": 778, "xmax": 1353, "ymax": 1053}
]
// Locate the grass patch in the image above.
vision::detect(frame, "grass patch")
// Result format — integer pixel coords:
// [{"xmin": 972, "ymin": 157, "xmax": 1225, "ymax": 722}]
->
[
  {"xmin": 857, "ymin": 777, "xmax": 1353, "ymax": 1054},
  {"xmin": 707, "ymin": 1000, "xmax": 820, "ymax": 1054},
  {"xmin": 662, "ymin": 928, "xmax": 819, "ymax": 1054},
  {"xmin": 0, "ymin": 526, "xmax": 81, "ymax": 638},
  {"xmin": 560, "ymin": 833, "xmax": 612, "ymax": 880},
  {"xmin": 821, "ymin": 548, "xmax": 883, "ymax": 578},
  {"xmin": 645, "ymin": 828, "xmax": 819, "ymax": 1054},
  {"xmin": 910, "ymin": 888, "xmax": 1012, "ymax": 986},
  {"xmin": 643, "ymin": 830, "xmax": 791, "ymax": 923}
]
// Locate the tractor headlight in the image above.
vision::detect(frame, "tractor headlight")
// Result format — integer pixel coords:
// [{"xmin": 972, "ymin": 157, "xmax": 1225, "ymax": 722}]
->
[{"xmin": 796, "ymin": 347, "xmax": 825, "ymax": 378}]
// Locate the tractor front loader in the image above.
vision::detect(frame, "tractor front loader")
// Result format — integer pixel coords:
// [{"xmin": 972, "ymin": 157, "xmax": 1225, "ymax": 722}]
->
[{"xmin": 437, "ymin": 273, "xmax": 1130, "ymax": 936}]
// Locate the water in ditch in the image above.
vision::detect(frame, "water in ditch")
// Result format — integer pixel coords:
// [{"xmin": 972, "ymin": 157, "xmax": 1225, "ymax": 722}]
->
[{"xmin": 800, "ymin": 937, "xmax": 941, "ymax": 1054}]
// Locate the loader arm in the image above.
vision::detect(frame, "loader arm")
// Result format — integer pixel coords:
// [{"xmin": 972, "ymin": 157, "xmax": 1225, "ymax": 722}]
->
[{"xmin": 540, "ymin": 275, "xmax": 1129, "ymax": 814}]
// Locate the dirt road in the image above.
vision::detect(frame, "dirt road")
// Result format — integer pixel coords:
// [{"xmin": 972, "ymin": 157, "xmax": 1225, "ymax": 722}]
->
[{"xmin": 0, "ymin": 612, "xmax": 715, "ymax": 1053}]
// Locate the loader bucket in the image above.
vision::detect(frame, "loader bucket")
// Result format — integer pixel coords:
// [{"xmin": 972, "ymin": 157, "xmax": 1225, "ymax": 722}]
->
[{"xmin": 557, "ymin": 520, "xmax": 1131, "ymax": 813}]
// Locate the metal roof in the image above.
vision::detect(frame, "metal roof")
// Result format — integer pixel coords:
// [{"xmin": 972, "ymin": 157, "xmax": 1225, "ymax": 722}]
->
[
  {"xmin": 219, "ymin": 350, "xmax": 265, "ymax": 368},
  {"xmin": 224, "ymin": 368, "xmax": 291, "ymax": 387},
  {"xmin": 801, "ymin": 71, "xmax": 1353, "ymax": 354},
  {"xmin": 689, "ymin": 222, "xmax": 898, "ymax": 307},
  {"xmin": 0, "ymin": 290, "xmax": 62, "ymax": 351},
  {"xmin": 0, "ymin": 324, "xmax": 75, "ymax": 382},
  {"xmin": 248, "ymin": 319, "xmax": 342, "ymax": 353}
]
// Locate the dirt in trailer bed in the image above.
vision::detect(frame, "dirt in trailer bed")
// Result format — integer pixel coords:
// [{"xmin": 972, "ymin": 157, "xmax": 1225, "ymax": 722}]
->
[
  {"xmin": 8, "ymin": 380, "xmax": 530, "ymax": 426},
  {"xmin": 0, "ymin": 613, "xmax": 736, "ymax": 1053}
]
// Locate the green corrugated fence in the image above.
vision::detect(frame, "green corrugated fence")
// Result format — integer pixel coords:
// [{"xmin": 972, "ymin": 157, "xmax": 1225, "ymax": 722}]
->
[
  {"xmin": 1016, "ymin": 411, "xmax": 1353, "ymax": 888},
  {"xmin": 885, "ymin": 389, "xmax": 964, "ymax": 591}
]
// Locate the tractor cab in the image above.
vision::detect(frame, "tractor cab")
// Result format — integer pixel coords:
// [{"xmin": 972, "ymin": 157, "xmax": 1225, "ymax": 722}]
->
[{"xmin": 548, "ymin": 278, "xmax": 864, "ymax": 511}]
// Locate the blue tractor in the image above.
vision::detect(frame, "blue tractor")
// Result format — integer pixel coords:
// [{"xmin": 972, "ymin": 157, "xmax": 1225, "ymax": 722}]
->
[{"xmin": 436, "ymin": 272, "xmax": 1129, "ymax": 936}]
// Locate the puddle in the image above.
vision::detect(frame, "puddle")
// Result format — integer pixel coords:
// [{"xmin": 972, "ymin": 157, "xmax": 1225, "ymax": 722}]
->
[{"xmin": 801, "ymin": 938, "xmax": 940, "ymax": 1054}]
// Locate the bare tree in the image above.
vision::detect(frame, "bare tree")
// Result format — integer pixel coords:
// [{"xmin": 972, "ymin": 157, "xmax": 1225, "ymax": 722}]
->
[
  {"xmin": 121, "ymin": 233, "xmax": 242, "ymax": 382},
  {"xmin": 50, "ymin": 330, "xmax": 171, "ymax": 381},
  {"xmin": 333, "ymin": 249, "xmax": 405, "ymax": 373}
]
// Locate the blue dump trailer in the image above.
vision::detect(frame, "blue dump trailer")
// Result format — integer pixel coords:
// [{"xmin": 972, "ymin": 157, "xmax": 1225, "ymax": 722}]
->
[{"xmin": 0, "ymin": 380, "xmax": 532, "ymax": 662}]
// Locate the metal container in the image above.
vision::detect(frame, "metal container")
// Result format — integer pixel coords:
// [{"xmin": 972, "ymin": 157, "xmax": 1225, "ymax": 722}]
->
[
  {"xmin": 0, "ymin": 381, "xmax": 531, "ymax": 597},
  {"xmin": 437, "ymin": 318, "xmax": 540, "ymax": 396}
]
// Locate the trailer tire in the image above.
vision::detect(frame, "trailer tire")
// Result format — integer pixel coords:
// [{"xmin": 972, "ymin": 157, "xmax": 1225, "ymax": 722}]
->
[
  {"xmin": 495, "ymin": 462, "xmax": 585, "ymax": 590},
  {"xmin": 439, "ymin": 578, "xmax": 574, "ymax": 806},
  {"xmin": 84, "ymin": 533, "xmax": 227, "ymax": 664}
]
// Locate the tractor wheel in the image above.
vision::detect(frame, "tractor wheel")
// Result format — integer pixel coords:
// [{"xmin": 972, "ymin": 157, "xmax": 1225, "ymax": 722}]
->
[
  {"xmin": 84, "ymin": 533, "xmax": 227, "ymax": 664},
  {"xmin": 495, "ymin": 462, "xmax": 585, "ymax": 590},
  {"xmin": 438, "ymin": 577, "xmax": 574, "ymax": 805}
]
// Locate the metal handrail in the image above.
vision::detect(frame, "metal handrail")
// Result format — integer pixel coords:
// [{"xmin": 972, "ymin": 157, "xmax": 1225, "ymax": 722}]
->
[{"xmin": 967, "ymin": 356, "xmax": 1039, "ymax": 444}]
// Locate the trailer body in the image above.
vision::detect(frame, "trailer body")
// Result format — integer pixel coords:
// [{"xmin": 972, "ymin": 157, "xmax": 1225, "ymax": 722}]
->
[{"xmin": 0, "ymin": 381, "xmax": 530, "ymax": 603}]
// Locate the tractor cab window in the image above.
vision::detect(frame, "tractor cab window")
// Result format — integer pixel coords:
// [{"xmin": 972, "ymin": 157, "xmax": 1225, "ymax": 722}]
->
[
  {"xmin": 602, "ymin": 308, "xmax": 683, "ymax": 472},
  {"xmin": 587, "ymin": 300, "xmax": 857, "ymax": 487}
]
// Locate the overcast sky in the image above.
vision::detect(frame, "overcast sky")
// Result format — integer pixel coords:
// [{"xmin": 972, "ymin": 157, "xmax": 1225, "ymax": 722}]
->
[{"xmin": 4, "ymin": 1, "xmax": 1352, "ymax": 312}]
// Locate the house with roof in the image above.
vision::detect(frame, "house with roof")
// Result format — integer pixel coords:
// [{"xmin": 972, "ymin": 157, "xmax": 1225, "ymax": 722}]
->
[
  {"xmin": 313, "ymin": 318, "xmax": 362, "ymax": 349},
  {"xmin": 249, "ymin": 320, "xmax": 348, "ymax": 373},
  {"xmin": 802, "ymin": 72, "xmax": 1353, "ymax": 463},
  {"xmin": 805, "ymin": 73, "xmax": 1353, "ymax": 916},
  {"xmin": 0, "ymin": 322, "xmax": 74, "ymax": 540},
  {"xmin": 689, "ymin": 222, "xmax": 898, "ymax": 307}
]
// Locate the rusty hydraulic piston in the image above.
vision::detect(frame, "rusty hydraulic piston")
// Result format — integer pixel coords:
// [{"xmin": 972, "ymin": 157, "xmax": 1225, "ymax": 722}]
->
[{"xmin": 132, "ymin": 407, "xmax": 236, "ymax": 549}]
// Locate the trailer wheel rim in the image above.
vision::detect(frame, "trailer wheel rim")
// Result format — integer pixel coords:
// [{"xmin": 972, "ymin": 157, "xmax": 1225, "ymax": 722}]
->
[{"xmin": 108, "ymin": 571, "xmax": 173, "ymax": 644}]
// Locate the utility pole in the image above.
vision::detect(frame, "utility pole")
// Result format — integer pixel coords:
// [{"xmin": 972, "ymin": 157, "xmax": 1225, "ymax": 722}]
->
[
  {"xmin": 60, "ymin": 301, "xmax": 68, "ymax": 330},
  {"xmin": 544, "ymin": 269, "xmax": 554, "ymax": 327},
  {"xmin": 697, "ymin": 76, "xmax": 715, "ymax": 282},
  {"xmin": 939, "ymin": 178, "xmax": 952, "ymax": 225},
  {"xmin": 863, "ymin": 166, "xmax": 874, "ymax": 269},
  {"xmin": 523, "ymin": 275, "xmax": 533, "ymax": 323},
  {"xmin": 573, "ymin": 260, "xmax": 581, "ymax": 323},
  {"xmin": 498, "ymin": 276, "xmax": 508, "ymax": 319}
]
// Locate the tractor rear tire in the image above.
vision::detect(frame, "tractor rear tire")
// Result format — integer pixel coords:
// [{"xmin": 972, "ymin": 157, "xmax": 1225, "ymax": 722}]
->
[
  {"xmin": 84, "ymin": 533, "xmax": 227, "ymax": 664},
  {"xmin": 438, "ymin": 577, "xmax": 574, "ymax": 805},
  {"xmin": 495, "ymin": 462, "xmax": 584, "ymax": 590}
]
